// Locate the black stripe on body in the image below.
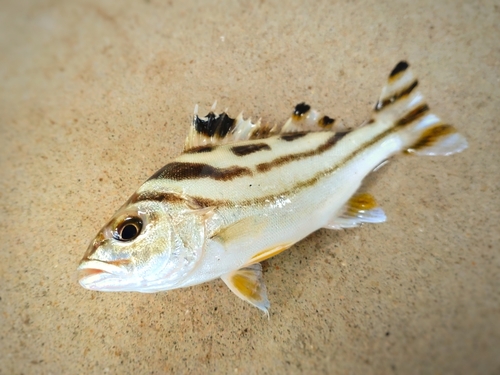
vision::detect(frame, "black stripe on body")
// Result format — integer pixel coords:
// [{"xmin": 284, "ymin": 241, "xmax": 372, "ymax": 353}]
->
[
  {"xmin": 135, "ymin": 120, "xmax": 424, "ymax": 209},
  {"xmin": 149, "ymin": 162, "xmax": 252, "ymax": 181},
  {"xmin": 185, "ymin": 145, "xmax": 214, "ymax": 153},
  {"xmin": 134, "ymin": 63, "xmax": 448, "ymax": 211},
  {"xmin": 231, "ymin": 143, "xmax": 271, "ymax": 156},
  {"xmin": 134, "ymin": 126, "xmax": 393, "ymax": 209},
  {"xmin": 257, "ymin": 132, "xmax": 349, "ymax": 173},
  {"xmin": 141, "ymin": 97, "xmax": 431, "ymax": 206},
  {"xmin": 280, "ymin": 132, "xmax": 308, "ymax": 142},
  {"xmin": 129, "ymin": 190, "xmax": 222, "ymax": 208}
]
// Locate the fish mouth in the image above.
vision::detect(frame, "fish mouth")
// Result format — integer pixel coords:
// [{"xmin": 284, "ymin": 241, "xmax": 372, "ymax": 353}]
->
[{"xmin": 77, "ymin": 259, "xmax": 130, "ymax": 290}]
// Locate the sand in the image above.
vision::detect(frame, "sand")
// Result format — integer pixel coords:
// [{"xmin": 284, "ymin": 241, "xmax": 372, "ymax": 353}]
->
[{"xmin": 1, "ymin": 0, "xmax": 499, "ymax": 374}]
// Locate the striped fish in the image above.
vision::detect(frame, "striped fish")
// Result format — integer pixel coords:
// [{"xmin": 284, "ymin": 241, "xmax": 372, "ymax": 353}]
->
[{"xmin": 78, "ymin": 61, "xmax": 467, "ymax": 315}]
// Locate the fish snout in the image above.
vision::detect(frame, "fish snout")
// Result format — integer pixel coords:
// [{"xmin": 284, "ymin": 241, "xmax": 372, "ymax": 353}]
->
[{"xmin": 77, "ymin": 259, "xmax": 131, "ymax": 290}]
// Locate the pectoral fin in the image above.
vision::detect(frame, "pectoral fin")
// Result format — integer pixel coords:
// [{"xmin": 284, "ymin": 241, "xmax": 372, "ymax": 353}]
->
[
  {"xmin": 221, "ymin": 263, "xmax": 270, "ymax": 316},
  {"xmin": 324, "ymin": 192, "xmax": 386, "ymax": 229},
  {"xmin": 211, "ymin": 216, "xmax": 267, "ymax": 246}
]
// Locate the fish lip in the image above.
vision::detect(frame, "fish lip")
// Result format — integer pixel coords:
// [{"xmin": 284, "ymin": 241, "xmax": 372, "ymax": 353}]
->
[
  {"xmin": 77, "ymin": 259, "xmax": 130, "ymax": 286},
  {"xmin": 78, "ymin": 259, "xmax": 128, "ymax": 274}
]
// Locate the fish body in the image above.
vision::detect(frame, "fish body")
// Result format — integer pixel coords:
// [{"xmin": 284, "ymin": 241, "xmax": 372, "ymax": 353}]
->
[{"xmin": 78, "ymin": 62, "xmax": 467, "ymax": 314}]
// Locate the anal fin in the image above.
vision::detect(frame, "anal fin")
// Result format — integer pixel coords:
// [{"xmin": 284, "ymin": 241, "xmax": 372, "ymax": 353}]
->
[
  {"xmin": 221, "ymin": 263, "xmax": 270, "ymax": 316},
  {"xmin": 324, "ymin": 192, "xmax": 386, "ymax": 230}
]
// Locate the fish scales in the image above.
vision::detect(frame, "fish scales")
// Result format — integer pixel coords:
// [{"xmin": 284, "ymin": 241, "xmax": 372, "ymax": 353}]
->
[{"xmin": 78, "ymin": 61, "xmax": 468, "ymax": 315}]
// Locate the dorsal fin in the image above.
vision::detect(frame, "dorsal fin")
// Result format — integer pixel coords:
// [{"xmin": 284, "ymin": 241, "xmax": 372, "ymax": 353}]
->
[
  {"xmin": 282, "ymin": 102, "xmax": 339, "ymax": 133},
  {"xmin": 183, "ymin": 103, "xmax": 342, "ymax": 152},
  {"xmin": 183, "ymin": 104, "xmax": 276, "ymax": 151}
]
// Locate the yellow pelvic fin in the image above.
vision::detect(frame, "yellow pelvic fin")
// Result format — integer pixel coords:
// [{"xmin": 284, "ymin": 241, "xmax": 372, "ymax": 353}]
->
[
  {"xmin": 324, "ymin": 192, "xmax": 387, "ymax": 230},
  {"xmin": 221, "ymin": 263, "xmax": 270, "ymax": 316},
  {"xmin": 246, "ymin": 243, "xmax": 294, "ymax": 266}
]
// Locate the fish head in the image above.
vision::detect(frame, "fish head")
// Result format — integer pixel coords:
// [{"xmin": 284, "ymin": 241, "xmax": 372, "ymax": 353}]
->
[{"xmin": 77, "ymin": 198, "xmax": 206, "ymax": 292}]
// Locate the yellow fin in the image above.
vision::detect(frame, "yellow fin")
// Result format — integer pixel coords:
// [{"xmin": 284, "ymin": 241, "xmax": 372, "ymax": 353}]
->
[
  {"xmin": 246, "ymin": 243, "xmax": 294, "ymax": 266},
  {"xmin": 346, "ymin": 192, "xmax": 378, "ymax": 214},
  {"xmin": 221, "ymin": 263, "xmax": 270, "ymax": 316},
  {"xmin": 324, "ymin": 192, "xmax": 386, "ymax": 230}
]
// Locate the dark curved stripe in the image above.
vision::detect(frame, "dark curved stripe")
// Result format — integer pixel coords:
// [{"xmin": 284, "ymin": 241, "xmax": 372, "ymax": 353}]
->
[
  {"xmin": 129, "ymin": 190, "xmax": 223, "ymax": 208},
  {"xmin": 396, "ymin": 104, "xmax": 429, "ymax": 127},
  {"xmin": 128, "ymin": 191, "xmax": 188, "ymax": 205},
  {"xmin": 280, "ymin": 132, "xmax": 307, "ymax": 142},
  {"xmin": 137, "ymin": 125, "xmax": 395, "ymax": 208},
  {"xmin": 231, "ymin": 143, "xmax": 271, "ymax": 156},
  {"xmin": 375, "ymin": 80, "xmax": 419, "ymax": 111},
  {"xmin": 390, "ymin": 61, "xmax": 409, "ymax": 78},
  {"xmin": 185, "ymin": 145, "xmax": 214, "ymax": 153},
  {"xmin": 135, "ymin": 92, "xmax": 444, "ymax": 208},
  {"xmin": 136, "ymin": 119, "xmax": 449, "ymax": 209},
  {"xmin": 255, "ymin": 120, "xmax": 435, "ymax": 203},
  {"xmin": 149, "ymin": 162, "xmax": 252, "ymax": 181},
  {"xmin": 256, "ymin": 132, "xmax": 348, "ymax": 173}
]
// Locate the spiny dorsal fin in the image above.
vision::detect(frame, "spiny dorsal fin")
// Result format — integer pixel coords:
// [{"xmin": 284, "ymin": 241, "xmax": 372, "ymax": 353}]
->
[
  {"xmin": 183, "ymin": 103, "xmax": 343, "ymax": 152},
  {"xmin": 184, "ymin": 103, "xmax": 277, "ymax": 152}
]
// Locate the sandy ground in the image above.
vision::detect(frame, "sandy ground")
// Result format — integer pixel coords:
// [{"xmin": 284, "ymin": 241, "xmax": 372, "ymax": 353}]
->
[{"xmin": 1, "ymin": 0, "xmax": 499, "ymax": 374}]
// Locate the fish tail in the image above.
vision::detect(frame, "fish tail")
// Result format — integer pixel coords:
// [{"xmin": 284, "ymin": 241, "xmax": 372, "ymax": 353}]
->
[{"xmin": 373, "ymin": 61, "xmax": 467, "ymax": 156}]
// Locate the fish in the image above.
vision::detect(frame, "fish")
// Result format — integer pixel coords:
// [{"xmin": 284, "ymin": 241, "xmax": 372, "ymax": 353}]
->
[{"xmin": 77, "ymin": 61, "xmax": 468, "ymax": 315}]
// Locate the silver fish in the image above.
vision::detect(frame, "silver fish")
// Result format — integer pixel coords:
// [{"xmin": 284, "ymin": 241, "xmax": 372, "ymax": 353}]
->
[{"xmin": 78, "ymin": 61, "xmax": 467, "ymax": 315}]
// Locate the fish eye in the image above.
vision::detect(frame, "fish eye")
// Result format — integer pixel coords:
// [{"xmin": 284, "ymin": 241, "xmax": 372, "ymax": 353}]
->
[{"xmin": 114, "ymin": 217, "xmax": 143, "ymax": 242}]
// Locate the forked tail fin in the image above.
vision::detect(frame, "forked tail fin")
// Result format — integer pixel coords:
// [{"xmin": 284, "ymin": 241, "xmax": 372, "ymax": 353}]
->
[{"xmin": 373, "ymin": 61, "xmax": 467, "ymax": 156}]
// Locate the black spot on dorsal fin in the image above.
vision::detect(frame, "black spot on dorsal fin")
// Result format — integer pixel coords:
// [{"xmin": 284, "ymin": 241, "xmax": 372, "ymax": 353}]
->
[
  {"xmin": 185, "ymin": 105, "xmax": 268, "ymax": 152},
  {"xmin": 319, "ymin": 116, "xmax": 335, "ymax": 127},
  {"xmin": 194, "ymin": 112, "xmax": 236, "ymax": 138},
  {"xmin": 293, "ymin": 103, "xmax": 311, "ymax": 117}
]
